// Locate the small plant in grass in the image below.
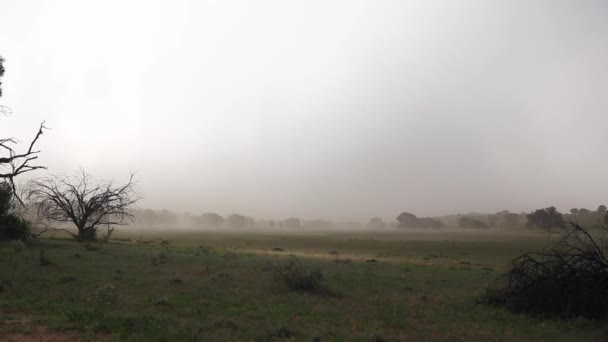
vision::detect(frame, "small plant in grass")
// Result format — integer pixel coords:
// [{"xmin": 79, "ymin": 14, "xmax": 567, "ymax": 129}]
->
[
  {"xmin": 87, "ymin": 283, "xmax": 120, "ymax": 306},
  {"xmin": 335, "ymin": 258, "xmax": 349, "ymax": 264},
  {"xmin": 116, "ymin": 315, "xmax": 183, "ymax": 340},
  {"xmin": 198, "ymin": 244, "xmax": 211, "ymax": 254},
  {"xmin": 369, "ymin": 330, "xmax": 387, "ymax": 342},
  {"xmin": 152, "ymin": 252, "xmax": 168, "ymax": 265},
  {"xmin": 63, "ymin": 307, "xmax": 105, "ymax": 330},
  {"xmin": 82, "ymin": 243, "xmax": 99, "ymax": 251},
  {"xmin": 154, "ymin": 297, "xmax": 170, "ymax": 306},
  {"xmin": 271, "ymin": 325, "xmax": 295, "ymax": 339},
  {"xmin": 223, "ymin": 251, "xmax": 237, "ymax": 258},
  {"xmin": 334, "ymin": 253, "xmax": 352, "ymax": 264},
  {"xmin": 39, "ymin": 249, "xmax": 53, "ymax": 266},
  {"xmin": 58, "ymin": 275, "xmax": 78, "ymax": 283},
  {"xmin": 266, "ymin": 256, "xmax": 325, "ymax": 292},
  {"xmin": 9, "ymin": 240, "xmax": 25, "ymax": 252},
  {"xmin": 213, "ymin": 319, "xmax": 238, "ymax": 330},
  {"xmin": 111, "ymin": 237, "xmax": 132, "ymax": 243},
  {"xmin": 257, "ymin": 325, "xmax": 296, "ymax": 341},
  {"xmin": 169, "ymin": 277, "xmax": 182, "ymax": 284}
]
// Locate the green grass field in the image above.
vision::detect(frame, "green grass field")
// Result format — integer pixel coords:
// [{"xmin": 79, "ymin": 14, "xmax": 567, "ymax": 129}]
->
[{"xmin": 0, "ymin": 229, "xmax": 605, "ymax": 341}]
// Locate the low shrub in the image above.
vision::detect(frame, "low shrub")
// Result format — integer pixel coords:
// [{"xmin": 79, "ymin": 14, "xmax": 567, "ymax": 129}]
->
[
  {"xmin": 266, "ymin": 256, "xmax": 325, "ymax": 292},
  {"xmin": 0, "ymin": 183, "xmax": 31, "ymax": 241},
  {"xmin": 198, "ymin": 244, "xmax": 211, "ymax": 254},
  {"xmin": 39, "ymin": 249, "xmax": 53, "ymax": 266},
  {"xmin": 63, "ymin": 307, "xmax": 105, "ymax": 330},
  {"xmin": 483, "ymin": 223, "xmax": 608, "ymax": 319},
  {"xmin": 0, "ymin": 215, "xmax": 31, "ymax": 241},
  {"xmin": 152, "ymin": 252, "xmax": 168, "ymax": 265},
  {"xmin": 213, "ymin": 319, "xmax": 238, "ymax": 331},
  {"xmin": 0, "ymin": 182, "xmax": 31, "ymax": 241}
]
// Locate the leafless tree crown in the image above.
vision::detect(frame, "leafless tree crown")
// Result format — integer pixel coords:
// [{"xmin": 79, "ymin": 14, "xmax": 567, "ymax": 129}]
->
[{"xmin": 27, "ymin": 171, "xmax": 140, "ymax": 240}]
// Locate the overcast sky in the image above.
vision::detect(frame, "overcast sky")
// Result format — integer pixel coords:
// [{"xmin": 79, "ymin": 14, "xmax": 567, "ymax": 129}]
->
[{"xmin": 1, "ymin": 0, "xmax": 607, "ymax": 221}]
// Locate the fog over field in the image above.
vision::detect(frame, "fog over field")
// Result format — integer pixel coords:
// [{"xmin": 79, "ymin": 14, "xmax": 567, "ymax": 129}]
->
[
  {"xmin": 5, "ymin": 2, "xmax": 608, "ymax": 341},
  {"xmin": 1, "ymin": 0, "xmax": 607, "ymax": 221}
]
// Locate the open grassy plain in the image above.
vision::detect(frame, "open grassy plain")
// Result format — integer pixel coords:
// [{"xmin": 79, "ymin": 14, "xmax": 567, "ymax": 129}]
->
[{"xmin": 0, "ymin": 228, "xmax": 605, "ymax": 341}]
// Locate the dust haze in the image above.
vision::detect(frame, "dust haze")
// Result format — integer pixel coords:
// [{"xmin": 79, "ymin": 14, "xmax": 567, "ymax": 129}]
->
[{"xmin": 1, "ymin": 0, "xmax": 607, "ymax": 224}]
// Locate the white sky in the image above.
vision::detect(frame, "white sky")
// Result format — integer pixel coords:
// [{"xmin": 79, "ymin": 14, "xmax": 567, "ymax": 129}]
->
[{"xmin": 1, "ymin": 0, "xmax": 607, "ymax": 221}]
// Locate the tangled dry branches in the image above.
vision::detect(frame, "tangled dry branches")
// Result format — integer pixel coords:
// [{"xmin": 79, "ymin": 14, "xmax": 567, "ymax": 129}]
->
[{"xmin": 484, "ymin": 223, "xmax": 608, "ymax": 318}]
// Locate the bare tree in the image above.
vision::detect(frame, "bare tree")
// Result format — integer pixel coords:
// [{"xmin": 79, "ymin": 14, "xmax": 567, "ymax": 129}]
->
[
  {"xmin": 27, "ymin": 171, "xmax": 140, "ymax": 241},
  {"xmin": 0, "ymin": 56, "xmax": 47, "ymax": 199}
]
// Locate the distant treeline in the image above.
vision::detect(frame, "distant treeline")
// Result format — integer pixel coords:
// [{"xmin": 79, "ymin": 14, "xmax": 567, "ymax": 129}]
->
[
  {"xmin": 395, "ymin": 205, "xmax": 607, "ymax": 231},
  {"xmin": 132, "ymin": 205, "xmax": 608, "ymax": 231},
  {"xmin": 131, "ymin": 209, "xmax": 336, "ymax": 229}
]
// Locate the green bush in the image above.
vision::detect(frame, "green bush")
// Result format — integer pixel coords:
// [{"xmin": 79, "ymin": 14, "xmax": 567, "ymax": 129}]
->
[
  {"xmin": 0, "ymin": 182, "xmax": 31, "ymax": 241},
  {"xmin": 0, "ymin": 214, "xmax": 31, "ymax": 241}
]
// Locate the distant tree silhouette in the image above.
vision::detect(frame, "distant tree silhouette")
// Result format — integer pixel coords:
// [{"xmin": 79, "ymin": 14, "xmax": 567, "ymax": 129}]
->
[
  {"xmin": 137, "ymin": 209, "xmax": 178, "ymax": 225},
  {"xmin": 568, "ymin": 206, "xmax": 608, "ymax": 227},
  {"xmin": 197, "ymin": 212, "xmax": 224, "ymax": 227},
  {"xmin": 459, "ymin": 216, "xmax": 489, "ymax": 229},
  {"xmin": 284, "ymin": 217, "xmax": 301, "ymax": 229},
  {"xmin": 302, "ymin": 219, "xmax": 332, "ymax": 229},
  {"xmin": 138, "ymin": 209, "xmax": 158, "ymax": 225},
  {"xmin": 526, "ymin": 206, "xmax": 565, "ymax": 231},
  {"xmin": 396, "ymin": 212, "xmax": 442, "ymax": 229},
  {"xmin": 227, "ymin": 213, "xmax": 247, "ymax": 228},
  {"xmin": 367, "ymin": 217, "xmax": 386, "ymax": 229},
  {"xmin": 505, "ymin": 213, "xmax": 521, "ymax": 227},
  {"xmin": 495, "ymin": 211, "xmax": 521, "ymax": 228},
  {"xmin": 570, "ymin": 208, "xmax": 579, "ymax": 215},
  {"xmin": 578, "ymin": 208, "xmax": 590, "ymax": 215},
  {"xmin": 158, "ymin": 209, "xmax": 178, "ymax": 225},
  {"xmin": 396, "ymin": 212, "xmax": 418, "ymax": 228},
  {"xmin": 419, "ymin": 217, "xmax": 443, "ymax": 229},
  {"xmin": 27, "ymin": 170, "xmax": 140, "ymax": 241}
]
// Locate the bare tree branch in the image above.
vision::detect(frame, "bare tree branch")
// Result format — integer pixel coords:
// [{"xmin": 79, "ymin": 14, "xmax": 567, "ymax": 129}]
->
[
  {"xmin": 0, "ymin": 56, "xmax": 47, "ymax": 209},
  {"xmin": 0, "ymin": 122, "xmax": 48, "ymax": 206}
]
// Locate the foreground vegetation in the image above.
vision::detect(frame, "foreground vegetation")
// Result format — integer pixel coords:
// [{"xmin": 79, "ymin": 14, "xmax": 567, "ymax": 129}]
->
[{"xmin": 1, "ymin": 229, "xmax": 606, "ymax": 341}]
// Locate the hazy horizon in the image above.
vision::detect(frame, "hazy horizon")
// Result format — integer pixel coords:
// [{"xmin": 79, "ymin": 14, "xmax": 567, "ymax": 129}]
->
[{"xmin": 1, "ymin": 0, "xmax": 607, "ymax": 221}]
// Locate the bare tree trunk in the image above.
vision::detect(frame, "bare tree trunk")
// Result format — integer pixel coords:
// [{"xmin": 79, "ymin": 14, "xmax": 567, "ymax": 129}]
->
[{"xmin": 76, "ymin": 225, "xmax": 96, "ymax": 241}]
